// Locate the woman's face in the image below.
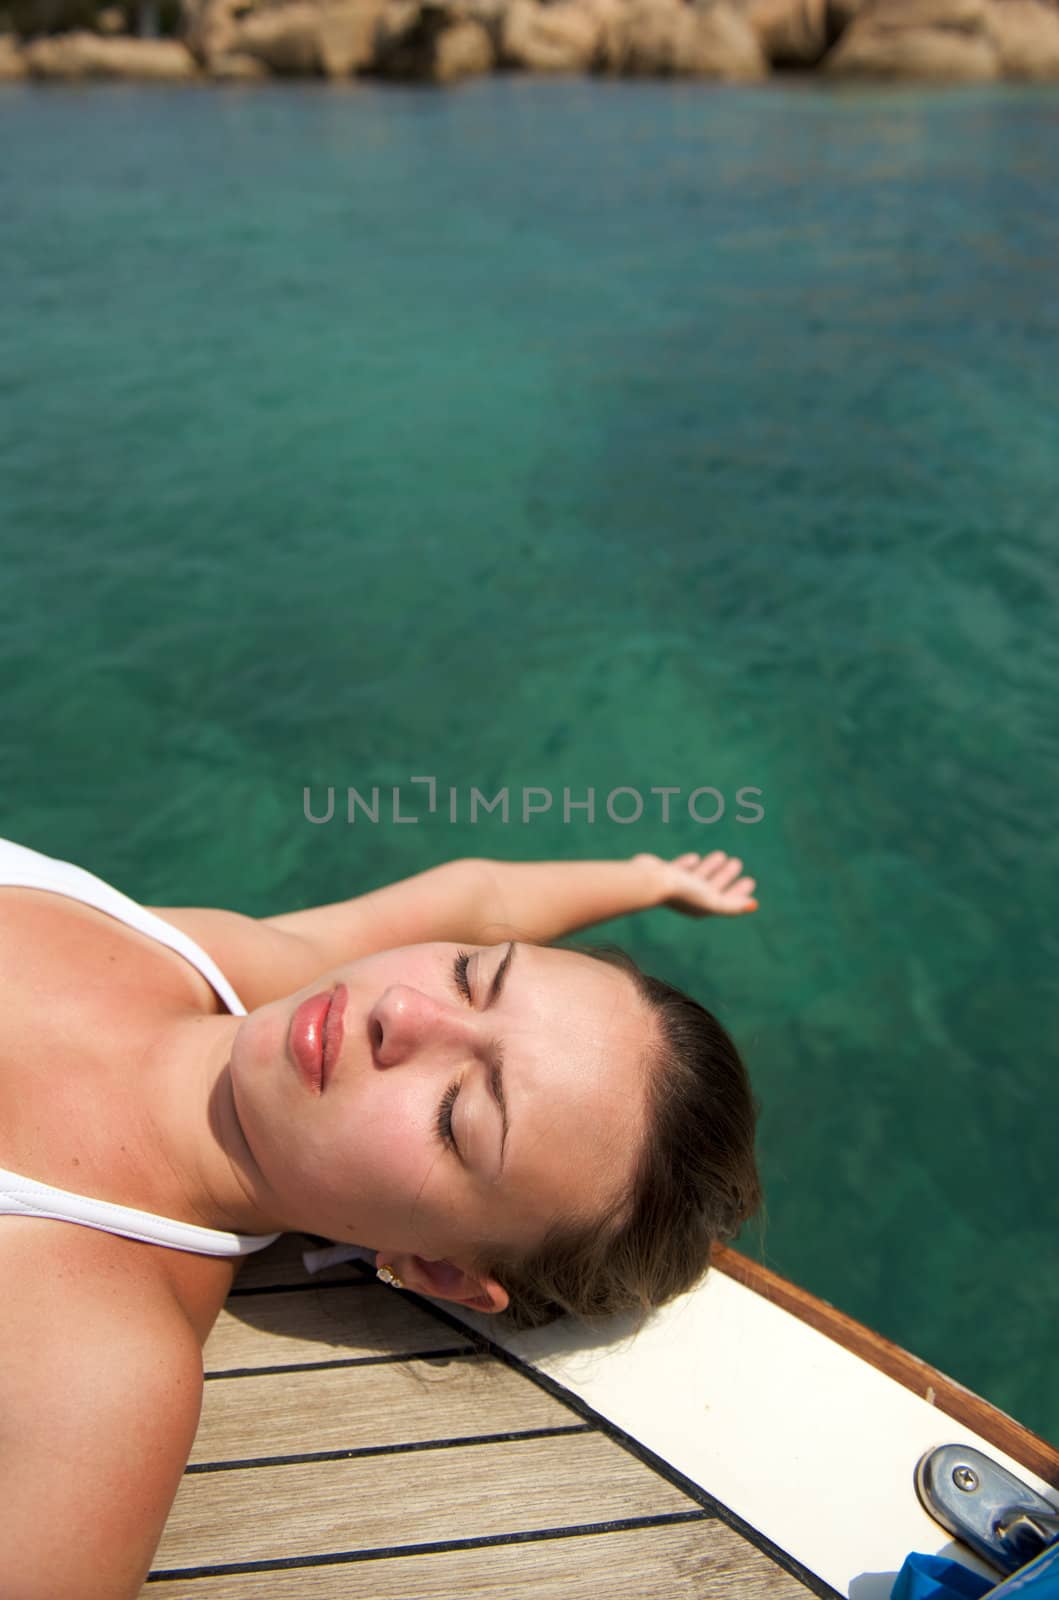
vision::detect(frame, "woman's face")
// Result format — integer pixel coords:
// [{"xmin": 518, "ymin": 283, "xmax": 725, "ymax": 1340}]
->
[{"xmin": 229, "ymin": 941, "xmax": 655, "ymax": 1308}]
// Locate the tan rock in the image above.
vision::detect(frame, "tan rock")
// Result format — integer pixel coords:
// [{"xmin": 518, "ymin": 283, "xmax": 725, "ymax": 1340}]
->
[
  {"xmin": 372, "ymin": 0, "xmax": 494, "ymax": 79},
  {"xmin": 693, "ymin": 0, "xmax": 771, "ymax": 71},
  {"xmin": 500, "ymin": 0, "xmax": 602, "ymax": 69},
  {"xmin": 207, "ymin": 44, "xmax": 270, "ymax": 71},
  {"xmin": 590, "ymin": 0, "xmax": 635, "ymax": 62},
  {"xmin": 601, "ymin": 0, "xmax": 687, "ymax": 68},
  {"xmin": 96, "ymin": 5, "xmax": 127, "ymax": 31},
  {"xmin": 180, "ymin": 0, "xmax": 248, "ymax": 65},
  {"xmin": 986, "ymin": 0, "xmax": 1059, "ymax": 75},
  {"xmin": 219, "ymin": 0, "xmax": 384, "ymax": 76},
  {"xmin": 602, "ymin": 0, "xmax": 767, "ymax": 75},
  {"xmin": 233, "ymin": 2, "xmax": 324, "ymax": 70},
  {"xmin": 0, "ymin": 35, "xmax": 29, "ymax": 77},
  {"xmin": 856, "ymin": 0, "xmax": 987, "ymax": 29},
  {"xmin": 23, "ymin": 30, "xmax": 199, "ymax": 76},
  {"xmin": 824, "ymin": 0, "xmax": 998, "ymax": 73},
  {"xmin": 433, "ymin": 13, "xmax": 493, "ymax": 74},
  {"xmin": 463, "ymin": 0, "xmax": 507, "ymax": 46},
  {"xmin": 372, "ymin": 0, "xmax": 415, "ymax": 61},
  {"xmin": 739, "ymin": 0, "xmax": 829, "ymax": 61},
  {"xmin": 319, "ymin": 0, "xmax": 388, "ymax": 74},
  {"xmin": 825, "ymin": 22, "xmax": 998, "ymax": 69},
  {"xmin": 827, "ymin": 0, "xmax": 863, "ymax": 32}
]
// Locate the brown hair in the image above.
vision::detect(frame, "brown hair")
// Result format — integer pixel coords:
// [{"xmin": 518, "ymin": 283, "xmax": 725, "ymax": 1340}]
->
[{"xmin": 471, "ymin": 941, "xmax": 764, "ymax": 1332}]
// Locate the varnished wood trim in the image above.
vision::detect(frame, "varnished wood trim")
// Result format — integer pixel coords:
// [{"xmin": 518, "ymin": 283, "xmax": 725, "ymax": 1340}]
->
[{"xmin": 710, "ymin": 1245, "xmax": 1059, "ymax": 1489}]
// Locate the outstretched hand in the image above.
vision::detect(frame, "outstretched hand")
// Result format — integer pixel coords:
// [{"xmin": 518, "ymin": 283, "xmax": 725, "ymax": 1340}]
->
[{"xmin": 637, "ymin": 851, "xmax": 759, "ymax": 918}]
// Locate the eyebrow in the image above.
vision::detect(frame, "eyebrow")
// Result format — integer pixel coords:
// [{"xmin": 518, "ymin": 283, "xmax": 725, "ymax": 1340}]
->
[{"xmin": 481, "ymin": 940, "xmax": 515, "ymax": 1171}]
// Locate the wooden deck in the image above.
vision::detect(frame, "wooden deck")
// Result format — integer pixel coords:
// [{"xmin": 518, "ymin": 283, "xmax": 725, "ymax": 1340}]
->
[{"xmin": 141, "ymin": 1235, "xmax": 832, "ymax": 1598}]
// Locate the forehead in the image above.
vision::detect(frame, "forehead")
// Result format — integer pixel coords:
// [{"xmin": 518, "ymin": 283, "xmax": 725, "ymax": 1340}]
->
[
  {"xmin": 508, "ymin": 942, "xmax": 647, "ymax": 1056},
  {"xmin": 492, "ymin": 942, "xmax": 654, "ymax": 1228}
]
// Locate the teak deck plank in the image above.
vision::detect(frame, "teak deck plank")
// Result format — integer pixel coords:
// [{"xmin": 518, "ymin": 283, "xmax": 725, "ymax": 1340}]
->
[
  {"xmin": 155, "ymin": 1432, "xmax": 696, "ymax": 1568},
  {"xmin": 204, "ymin": 1281, "xmax": 468, "ymax": 1372},
  {"xmin": 142, "ymin": 1237, "xmax": 824, "ymax": 1598},
  {"xmin": 190, "ymin": 1354, "xmax": 576, "ymax": 1464},
  {"xmin": 149, "ymin": 1518, "xmax": 815, "ymax": 1599}
]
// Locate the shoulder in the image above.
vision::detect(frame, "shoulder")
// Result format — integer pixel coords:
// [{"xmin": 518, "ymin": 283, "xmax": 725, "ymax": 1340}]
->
[
  {"xmin": 146, "ymin": 904, "xmax": 330, "ymax": 1010},
  {"xmin": 0, "ymin": 1222, "xmax": 204, "ymax": 1599}
]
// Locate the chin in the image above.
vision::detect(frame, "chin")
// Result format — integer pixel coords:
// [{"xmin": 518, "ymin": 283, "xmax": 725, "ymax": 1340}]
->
[
  {"xmin": 228, "ymin": 1009, "xmax": 287, "ymax": 1150},
  {"xmin": 233, "ymin": 1006, "xmax": 286, "ymax": 1077}
]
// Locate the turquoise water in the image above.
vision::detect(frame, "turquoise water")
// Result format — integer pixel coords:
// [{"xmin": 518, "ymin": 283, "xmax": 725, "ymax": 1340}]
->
[{"xmin": 1, "ymin": 79, "xmax": 1057, "ymax": 1443}]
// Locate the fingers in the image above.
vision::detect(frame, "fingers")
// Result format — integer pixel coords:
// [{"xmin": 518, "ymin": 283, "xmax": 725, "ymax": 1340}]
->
[
  {"xmin": 670, "ymin": 849, "xmax": 721, "ymax": 869},
  {"xmin": 714, "ymin": 856, "xmax": 744, "ymax": 890},
  {"xmin": 671, "ymin": 850, "xmax": 726, "ymax": 872},
  {"xmin": 667, "ymin": 851, "xmax": 760, "ymax": 913},
  {"xmin": 671, "ymin": 852, "xmax": 754, "ymax": 887}
]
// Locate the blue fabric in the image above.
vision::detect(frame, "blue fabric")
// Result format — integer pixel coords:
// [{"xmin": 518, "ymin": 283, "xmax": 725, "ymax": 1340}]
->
[
  {"xmin": 985, "ymin": 1541, "xmax": 1059, "ymax": 1598},
  {"xmin": 890, "ymin": 1553, "xmax": 995, "ymax": 1600},
  {"xmin": 891, "ymin": 1544, "xmax": 1059, "ymax": 1600}
]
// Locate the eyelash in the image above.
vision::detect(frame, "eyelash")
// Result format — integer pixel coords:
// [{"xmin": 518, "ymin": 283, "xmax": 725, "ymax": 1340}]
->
[
  {"xmin": 436, "ymin": 949, "xmax": 473, "ymax": 1150},
  {"xmin": 436, "ymin": 1079, "xmax": 459, "ymax": 1150},
  {"xmin": 451, "ymin": 948, "xmax": 472, "ymax": 1001}
]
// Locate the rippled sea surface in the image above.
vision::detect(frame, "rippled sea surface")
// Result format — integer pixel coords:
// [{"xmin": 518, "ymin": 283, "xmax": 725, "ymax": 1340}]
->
[{"xmin": 1, "ymin": 78, "xmax": 1056, "ymax": 1442}]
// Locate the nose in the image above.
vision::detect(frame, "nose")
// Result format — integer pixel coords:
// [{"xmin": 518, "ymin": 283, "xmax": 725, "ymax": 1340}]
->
[{"xmin": 369, "ymin": 984, "xmax": 475, "ymax": 1069}]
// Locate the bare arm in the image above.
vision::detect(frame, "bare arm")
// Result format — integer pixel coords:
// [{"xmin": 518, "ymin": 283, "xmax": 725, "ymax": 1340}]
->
[
  {"xmin": 262, "ymin": 858, "xmax": 500, "ymax": 953},
  {"xmin": 457, "ymin": 852, "xmax": 761, "ymax": 939},
  {"xmin": 264, "ymin": 850, "xmax": 757, "ymax": 959},
  {"xmin": 445, "ymin": 855, "xmax": 669, "ymax": 943},
  {"xmin": 151, "ymin": 851, "xmax": 757, "ymax": 1010},
  {"xmin": 0, "ymin": 1266, "xmax": 204, "ymax": 1600},
  {"xmin": 261, "ymin": 854, "xmax": 667, "ymax": 960}
]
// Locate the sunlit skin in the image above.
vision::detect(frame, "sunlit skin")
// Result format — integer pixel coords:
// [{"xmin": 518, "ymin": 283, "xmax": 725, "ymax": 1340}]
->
[
  {"xmin": 130, "ymin": 850, "xmax": 755, "ymax": 1314},
  {"xmin": 228, "ymin": 941, "xmax": 657, "ymax": 1311},
  {"xmin": 0, "ymin": 846, "xmax": 760, "ymax": 1600}
]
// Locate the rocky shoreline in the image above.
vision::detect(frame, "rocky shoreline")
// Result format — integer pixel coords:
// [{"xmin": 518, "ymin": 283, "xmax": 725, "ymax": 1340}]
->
[{"xmin": 2, "ymin": 0, "xmax": 1058, "ymax": 84}]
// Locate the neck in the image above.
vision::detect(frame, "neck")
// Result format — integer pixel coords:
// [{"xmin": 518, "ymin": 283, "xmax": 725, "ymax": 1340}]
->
[{"xmin": 136, "ymin": 1011, "xmax": 287, "ymax": 1238}]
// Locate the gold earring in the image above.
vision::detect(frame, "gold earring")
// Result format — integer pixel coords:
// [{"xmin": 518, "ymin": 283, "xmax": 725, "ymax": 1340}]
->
[{"xmin": 376, "ymin": 1264, "xmax": 405, "ymax": 1289}]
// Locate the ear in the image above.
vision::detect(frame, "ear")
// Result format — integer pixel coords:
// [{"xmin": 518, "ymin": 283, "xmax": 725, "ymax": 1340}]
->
[{"xmin": 395, "ymin": 1254, "xmax": 509, "ymax": 1315}]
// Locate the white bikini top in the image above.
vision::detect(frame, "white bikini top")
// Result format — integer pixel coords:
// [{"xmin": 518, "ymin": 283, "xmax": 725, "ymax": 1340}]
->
[{"xmin": 0, "ymin": 836, "xmax": 282, "ymax": 1257}]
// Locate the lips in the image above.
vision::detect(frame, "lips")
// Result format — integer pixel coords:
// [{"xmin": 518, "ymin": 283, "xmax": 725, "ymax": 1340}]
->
[
  {"xmin": 322, "ymin": 984, "xmax": 347, "ymax": 1087},
  {"xmin": 289, "ymin": 984, "xmax": 348, "ymax": 1093}
]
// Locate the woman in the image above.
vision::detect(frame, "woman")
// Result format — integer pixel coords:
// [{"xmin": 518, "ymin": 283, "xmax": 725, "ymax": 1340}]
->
[{"xmin": 0, "ymin": 841, "xmax": 761, "ymax": 1600}]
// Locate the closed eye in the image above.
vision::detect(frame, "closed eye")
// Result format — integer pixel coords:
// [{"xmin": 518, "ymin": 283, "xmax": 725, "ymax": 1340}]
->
[
  {"xmin": 436, "ymin": 950, "xmax": 473, "ymax": 1153},
  {"xmin": 441, "ymin": 944, "xmax": 511, "ymax": 1173},
  {"xmin": 436, "ymin": 1078, "xmax": 460, "ymax": 1151},
  {"xmin": 451, "ymin": 948, "xmax": 472, "ymax": 1002}
]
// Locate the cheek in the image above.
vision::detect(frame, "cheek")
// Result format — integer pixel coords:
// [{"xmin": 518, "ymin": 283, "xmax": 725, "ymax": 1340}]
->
[
  {"xmin": 359, "ymin": 1080, "xmax": 438, "ymax": 1189},
  {"xmin": 329, "ymin": 1093, "xmax": 456, "ymax": 1249}
]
